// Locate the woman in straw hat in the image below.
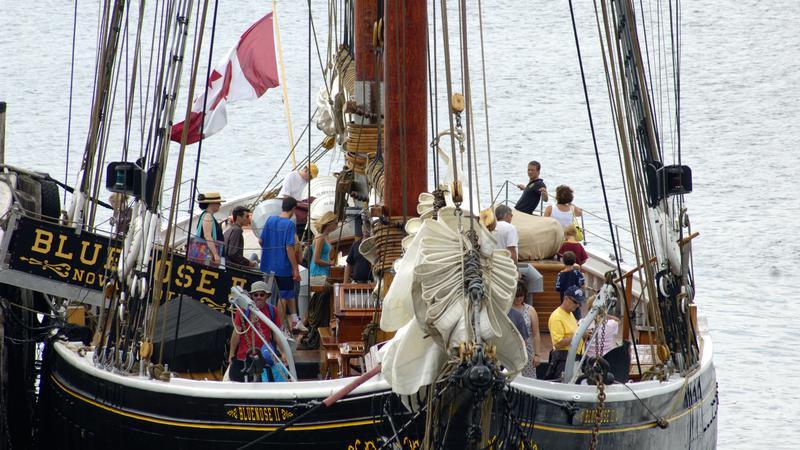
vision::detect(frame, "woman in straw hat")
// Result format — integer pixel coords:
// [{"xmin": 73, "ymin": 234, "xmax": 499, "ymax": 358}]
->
[
  {"xmin": 309, "ymin": 211, "xmax": 338, "ymax": 285},
  {"xmin": 197, "ymin": 192, "xmax": 225, "ymax": 265}
]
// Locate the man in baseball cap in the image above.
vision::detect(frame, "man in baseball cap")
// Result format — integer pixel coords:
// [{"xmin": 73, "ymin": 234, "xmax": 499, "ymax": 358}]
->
[{"xmin": 545, "ymin": 285, "xmax": 587, "ymax": 380}]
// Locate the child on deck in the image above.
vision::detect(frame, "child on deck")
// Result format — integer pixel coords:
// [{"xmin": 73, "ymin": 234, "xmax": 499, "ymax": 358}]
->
[
  {"xmin": 555, "ymin": 251, "xmax": 586, "ymax": 320},
  {"xmin": 558, "ymin": 224, "xmax": 588, "ymax": 267}
]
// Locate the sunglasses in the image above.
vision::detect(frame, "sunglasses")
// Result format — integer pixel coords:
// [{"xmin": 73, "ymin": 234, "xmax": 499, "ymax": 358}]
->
[{"xmin": 251, "ymin": 292, "xmax": 269, "ymax": 298}]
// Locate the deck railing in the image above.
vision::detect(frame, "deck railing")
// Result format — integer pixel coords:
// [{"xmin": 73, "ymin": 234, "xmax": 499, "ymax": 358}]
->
[{"xmin": 493, "ymin": 179, "xmax": 636, "ymax": 262}]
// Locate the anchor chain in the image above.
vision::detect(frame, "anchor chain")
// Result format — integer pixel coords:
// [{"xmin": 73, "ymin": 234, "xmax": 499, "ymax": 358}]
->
[{"xmin": 590, "ymin": 313, "xmax": 609, "ymax": 449}]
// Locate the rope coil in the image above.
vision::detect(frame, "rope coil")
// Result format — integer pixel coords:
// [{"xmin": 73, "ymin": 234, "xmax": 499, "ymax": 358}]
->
[{"xmin": 371, "ymin": 218, "xmax": 405, "ymax": 273}]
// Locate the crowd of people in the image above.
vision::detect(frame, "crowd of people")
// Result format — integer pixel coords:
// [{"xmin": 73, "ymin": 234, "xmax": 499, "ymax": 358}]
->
[
  {"xmin": 495, "ymin": 160, "xmax": 618, "ymax": 380},
  {"xmin": 194, "ymin": 164, "xmax": 379, "ymax": 382},
  {"xmin": 203, "ymin": 159, "xmax": 611, "ymax": 382}
]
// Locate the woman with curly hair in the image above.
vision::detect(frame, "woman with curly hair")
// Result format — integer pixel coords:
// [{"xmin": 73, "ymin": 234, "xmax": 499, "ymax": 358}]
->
[{"xmin": 544, "ymin": 185, "xmax": 582, "ymax": 228}]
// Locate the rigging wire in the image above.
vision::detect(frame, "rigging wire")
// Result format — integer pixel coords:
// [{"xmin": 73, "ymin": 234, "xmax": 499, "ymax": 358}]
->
[
  {"xmin": 565, "ymin": 0, "xmax": 626, "ymax": 305},
  {"xmin": 169, "ymin": 0, "xmax": 221, "ymax": 366},
  {"xmin": 438, "ymin": 0, "xmax": 460, "ymax": 194},
  {"xmin": 308, "ymin": 0, "xmax": 313, "ymax": 239},
  {"xmin": 458, "ymin": 0, "xmax": 475, "ymax": 227},
  {"xmin": 476, "ymin": 0, "xmax": 494, "ymax": 205},
  {"xmin": 65, "ymin": 0, "xmax": 79, "ymax": 207},
  {"xmin": 429, "ymin": 0, "xmax": 440, "ymax": 186},
  {"xmin": 591, "ymin": 0, "xmax": 643, "ymax": 372}
]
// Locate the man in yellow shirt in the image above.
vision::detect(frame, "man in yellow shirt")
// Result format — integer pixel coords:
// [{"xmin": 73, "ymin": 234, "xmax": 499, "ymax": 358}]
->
[{"xmin": 546, "ymin": 285, "xmax": 586, "ymax": 380}]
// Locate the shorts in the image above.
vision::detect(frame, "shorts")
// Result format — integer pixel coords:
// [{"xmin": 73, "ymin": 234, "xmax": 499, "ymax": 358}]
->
[{"xmin": 273, "ymin": 275, "xmax": 295, "ymax": 300}]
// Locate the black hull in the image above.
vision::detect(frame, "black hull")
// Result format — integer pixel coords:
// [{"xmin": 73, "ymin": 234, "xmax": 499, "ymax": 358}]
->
[
  {"xmin": 506, "ymin": 365, "xmax": 718, "ymax": 449},
  {"xmin": 37, "ymin": 342, "xmax": 424, "ymax": 449},
  {"xmin": 37, "ymin": 341, "xmax": 717, "ymax": 449}
]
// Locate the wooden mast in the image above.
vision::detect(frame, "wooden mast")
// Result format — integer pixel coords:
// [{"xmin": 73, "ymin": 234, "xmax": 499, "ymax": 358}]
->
[
  {"xmin": 383, "ymin": 1, "xmax": 427, "ymax": 219},
  {"xmin": 354, "ymin": 0, "xmax": 380, "ymax": 87}
]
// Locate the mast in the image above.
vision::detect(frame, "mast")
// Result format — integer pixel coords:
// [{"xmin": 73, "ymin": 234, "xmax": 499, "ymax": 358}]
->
[
  {"xmin": 383, "ymin": 1, "xmax": 427, "ymax": 219},
  {"xmin": 70, "ymin": 0, "xmax": 126, "ymax": 229},
  {"xmin": 354, "ymin": 0, "xmax": 381, "ymax": 112},
  {"xmin": 609, "ymin": 0, "xmax": 698, "ymax": 371}
]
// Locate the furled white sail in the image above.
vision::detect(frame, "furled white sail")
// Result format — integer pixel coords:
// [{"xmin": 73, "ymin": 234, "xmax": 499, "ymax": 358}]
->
[{"xmin": 379, "ymin": 206, "xmax": 527, "ymax": 395}]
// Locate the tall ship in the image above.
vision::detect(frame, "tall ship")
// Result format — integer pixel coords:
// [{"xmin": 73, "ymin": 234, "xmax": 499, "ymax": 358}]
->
[{"xmin": 0, "ymin": 0, "xmax": 717, "ymax": 448}]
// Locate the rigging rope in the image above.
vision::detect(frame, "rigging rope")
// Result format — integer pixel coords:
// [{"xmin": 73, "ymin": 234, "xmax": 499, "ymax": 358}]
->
[
  {"xmin": 592, "ymin": 0, "xmax": 643, "ymax": 373},
  {"xmin": 427, "ymin": 2, "xmax": 440, "ymax": 187},
  {"xmin": 65, "ymin": 0, "xmax": 79, "ymax": 208},
  {"xmin": 458, "ymin": 0, "xmax": 476, "ymax": 226},
  {"xmin": 165, "ymin": 0, "xmax": 221, "ymax": 367},
  {"xmin": 438, "ymin": 0, "xmax": 460, "ymax": 195},
  {"xmin": 146, "ymin": 0, "xmax": 204, "ymax": 351},
  {"xmin": 476, "ymin": 0, "xmax": 494, "ymax": 205},
  {"xmin": 566, "ymin": 0, "xmax": 632, "ymax": 356}
]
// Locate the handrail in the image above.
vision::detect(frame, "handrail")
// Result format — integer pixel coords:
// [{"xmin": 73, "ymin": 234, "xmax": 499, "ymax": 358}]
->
[
  {"xmin": 493, "ymin": 179, "xmax": 636, "ymax": 259},
  {"xmin": 492, "ymin": 179, "xmax": 546, "ymax": 215},
  {"xmin": 564, "ymin": 281, "xmax": 616, "ymax": 383}
]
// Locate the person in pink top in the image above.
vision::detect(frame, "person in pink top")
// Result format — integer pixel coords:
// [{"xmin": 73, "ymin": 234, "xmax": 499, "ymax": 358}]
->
[{"xmin": 558, "ymin": 224, "xmax": 588, "ymax": 267}]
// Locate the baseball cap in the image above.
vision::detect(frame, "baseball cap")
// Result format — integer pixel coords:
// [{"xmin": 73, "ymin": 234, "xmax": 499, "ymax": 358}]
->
[{"xmin": 564, "ymin": 285, "xmax": 586, "ymax": 304}]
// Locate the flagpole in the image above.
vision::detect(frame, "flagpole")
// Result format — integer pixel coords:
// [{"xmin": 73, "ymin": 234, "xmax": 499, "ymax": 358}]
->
[{"xmin": 272, "ymin": 1, "xmax": 297, "ymax": 169}]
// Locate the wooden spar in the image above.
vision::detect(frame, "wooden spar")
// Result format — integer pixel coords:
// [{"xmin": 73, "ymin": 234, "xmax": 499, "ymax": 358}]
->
[
  {"xmin": 354, "ymin": 0, "xmax": 381, "ymax": 119},
  {"xmin": 383, "ymin": 1, "xmax": 427, "ymax": 219},
  {"xmin": 354, "ymin": 0, "xmax": 379, "ymax": 82}
]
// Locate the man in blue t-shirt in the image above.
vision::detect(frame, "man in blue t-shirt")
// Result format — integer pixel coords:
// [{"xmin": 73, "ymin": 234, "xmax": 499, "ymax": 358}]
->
[
  {"xmin": 259, "ymin": 196, "xmax": 306, "ymax": 332},
  {"xmin": 514, "ymin": 161, "xmax": 549, "ymax": 215}
]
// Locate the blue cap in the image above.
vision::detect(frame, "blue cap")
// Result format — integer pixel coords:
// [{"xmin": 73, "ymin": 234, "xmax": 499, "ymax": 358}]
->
[{"xmin": 564, "ymin": 285, "xmax": 586, "ymax": 304}]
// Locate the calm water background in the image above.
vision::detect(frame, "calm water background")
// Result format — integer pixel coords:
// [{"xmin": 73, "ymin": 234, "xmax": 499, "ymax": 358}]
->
[{"xmin": 1, "ymin": 1, "xmax": 798, "ymax": 447}]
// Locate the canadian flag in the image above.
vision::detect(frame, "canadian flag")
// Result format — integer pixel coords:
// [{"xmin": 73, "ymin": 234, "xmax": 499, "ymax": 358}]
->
[{"xmin": 171, "ymin": 13, "xmax": 279, "ymax": 144}]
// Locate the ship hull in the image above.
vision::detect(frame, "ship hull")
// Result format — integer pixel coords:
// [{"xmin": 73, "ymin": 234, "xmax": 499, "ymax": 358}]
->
[
  {"xmin": 37, "ymin": 342, "xmax": 423, "ymax": 449},
  {"xmin": 38, "ymin": 336, "xmax": 717, "ymax": 449},
  {"xmin": 505, "ymin": 364, "xmax": 718, "ymax": 449}
]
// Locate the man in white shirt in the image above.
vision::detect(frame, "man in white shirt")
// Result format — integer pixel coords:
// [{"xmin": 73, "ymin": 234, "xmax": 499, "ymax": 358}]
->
[
  {"xmin": 278, "ymin": 163, "xmax": 318, "ymax": 200},
  {"xmin": 495, "ymin": 204, "xmax": 544, "ymax": 301},
  {"xmin": 494, "ymin": 205, "xmax": 519, "ymax": 263}
]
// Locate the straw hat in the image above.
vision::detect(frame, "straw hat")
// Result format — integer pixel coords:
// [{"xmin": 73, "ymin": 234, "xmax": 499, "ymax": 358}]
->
[
  {"xmin": 198, "ymin": 192, "xmax": 225, "ymax": 205},
  {"xmin": 314, "ymin": 211, "xmax": 338, "ymax": 234}
]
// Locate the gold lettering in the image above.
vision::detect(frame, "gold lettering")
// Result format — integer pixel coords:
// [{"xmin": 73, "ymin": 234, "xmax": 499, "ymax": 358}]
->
[
  {"xmin": 175, "ymin": 264, "xmax": 194, "ymax": 288},
  {"xmin": 230, "ymin": 276, "xmax": 247, "ymax": 289},
  {"xmin": 79, "ymin": 241, "xmax": 102, "ymax": 265},
  {"xmin": 72, "ymin": 269, "xmax": 85, "ymax": 282},
  {"xmin": 154, "ymin": 259, "xmax": 173, "ymax": 284},
  {"xmin": 104, "ymin": 247, "xmax": 122, "ymax": 270},
  {"xmin": 196, "ymin": 269, "xmax": 219, "ymax": 295},
  {"xmin": 31, "ymin": 229, "xmax": 53, "ymax": 254},
  {"xmin": 238, "ymin": 407, "xmax": 245, "ymax": 421},
  {"xmin": 54, "ymin": 235, "xmax": 73, "ymax": 259},
  {"xmin": 97, "ymin": 274, "xmax": 106, "ymax": 286},
  {"xmin": 85, "ymin": 272, "xmax": 96, "ymax": 286}
]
